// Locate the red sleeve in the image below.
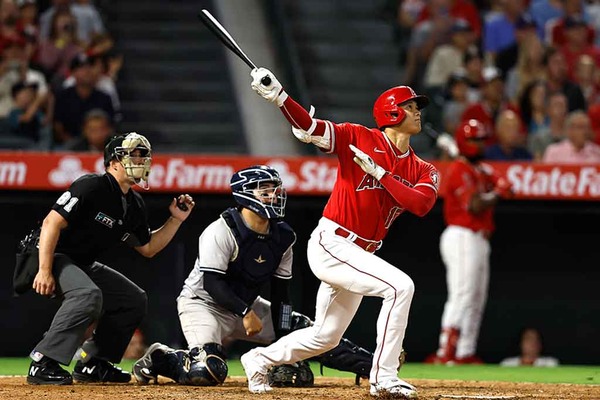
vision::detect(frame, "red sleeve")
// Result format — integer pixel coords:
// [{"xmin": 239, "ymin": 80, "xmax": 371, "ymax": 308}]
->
[{"xmin": 379, "ymin": 173, "xmax": 437, "ymax": 217}]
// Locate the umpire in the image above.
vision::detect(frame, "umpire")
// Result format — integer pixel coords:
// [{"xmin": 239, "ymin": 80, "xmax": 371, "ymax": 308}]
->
[{"xmin": 16, "ymin": 132, "xmax": 195, "ymax": 385}]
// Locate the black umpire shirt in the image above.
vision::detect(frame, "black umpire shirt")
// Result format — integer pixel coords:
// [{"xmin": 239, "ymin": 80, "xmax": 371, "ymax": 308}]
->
[{"xmin": 52, "ymin": 173, "xmax": 151, "ymax": 266}]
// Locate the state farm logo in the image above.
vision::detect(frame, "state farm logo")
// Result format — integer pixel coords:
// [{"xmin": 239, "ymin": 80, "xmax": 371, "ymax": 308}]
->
[
  {"xmin": 507, "ymin": 165, "xmax": 600, "ymax": 197},
  {"xmin": 147, "ymin": 158, "xmax": 233, "ymax": 189},
  {"xmin": 266, "ymin": 159, "xmax": 298, "ymax": 189},
  {"xmin": 0, "ymin": 160, "xmax": 26, "ymax": 185},
  {"xmin": 49, "ymin": 157, "xmax": 90, "ymax": 186}
]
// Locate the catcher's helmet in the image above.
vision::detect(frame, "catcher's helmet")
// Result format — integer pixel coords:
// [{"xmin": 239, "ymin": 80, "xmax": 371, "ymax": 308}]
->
[
  {"xmin": 186, "ymin": 343, "xmax": 228, "ymax": 386},
  {"xmin": 373, "ymin": 86, "xmax": 429, "ymax": 129},
  {"xmin": 230, "ymin": 165, "xmax": 287, "ymax": 219},
  {"xmin": 455, "ymin": 119, "xmax": 489, "ymax": 158},
  {"xmin": 104, "ymin": 132, "xmax": 152, "ymax": 184}
]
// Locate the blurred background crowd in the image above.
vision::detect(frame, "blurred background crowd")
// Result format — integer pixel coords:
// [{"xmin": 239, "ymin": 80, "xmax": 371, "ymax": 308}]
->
[{"xmin": 1, "ymin": 0, "xmax": 600, "ymax": 164}]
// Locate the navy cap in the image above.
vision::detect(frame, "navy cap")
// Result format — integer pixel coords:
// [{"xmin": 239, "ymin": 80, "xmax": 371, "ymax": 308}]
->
[{"xmin": 564, "ymin": 15, "xmax": 588, "ymax": 29}]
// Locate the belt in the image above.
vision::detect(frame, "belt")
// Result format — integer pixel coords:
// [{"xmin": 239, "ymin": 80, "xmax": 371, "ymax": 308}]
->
[{"xmin": 334, "ymin": 227, "xmax": 381, "ymax": 253}]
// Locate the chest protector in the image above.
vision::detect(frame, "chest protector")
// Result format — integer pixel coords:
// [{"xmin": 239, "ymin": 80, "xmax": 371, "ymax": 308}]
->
[{"xmin": 220, "ymin": 208, "xmax": 295, "ymax": 304}]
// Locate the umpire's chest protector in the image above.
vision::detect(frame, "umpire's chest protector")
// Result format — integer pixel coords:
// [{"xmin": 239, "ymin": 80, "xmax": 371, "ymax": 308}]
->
[{"xmin": 221, "ymin": 208, "xmax": 294, "ymax": 289}]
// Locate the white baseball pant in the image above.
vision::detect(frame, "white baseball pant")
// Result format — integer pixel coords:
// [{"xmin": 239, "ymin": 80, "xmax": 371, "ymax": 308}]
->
[
  {"xmin": 439, "ymin": 225, "xmax": 490, "ymax": 358},
  {"xmin": 177, "ymin": 296, "xmax": 275, "ymax": 349},
  {"xmin": 250, "ymin": 217, "xmax": 415, "ymax": 384}
]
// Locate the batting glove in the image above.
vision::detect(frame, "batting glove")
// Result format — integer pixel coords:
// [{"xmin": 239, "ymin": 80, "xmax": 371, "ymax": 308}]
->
[
  {"xmin": 349, "ymin": 144, "xmax": 386, "ymax": 180},
  {"xmin": 251, "ymin": 67, "xmax": 288, "ymax": 106},
  {"xmin": 436, "ymin": 132, "xmax": 459, "ymax": 158}
]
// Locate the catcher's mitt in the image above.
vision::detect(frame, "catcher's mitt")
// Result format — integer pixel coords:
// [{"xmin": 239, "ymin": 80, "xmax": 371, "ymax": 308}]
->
[{"xmin": 267, "ymin": 360, "xmax": 314, "ymax": 387}]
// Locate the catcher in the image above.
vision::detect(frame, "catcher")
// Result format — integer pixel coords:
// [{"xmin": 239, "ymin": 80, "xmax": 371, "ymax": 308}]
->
[{"xmin": 133, "ymin": 165, "xmax": 375, "ymax": 386}]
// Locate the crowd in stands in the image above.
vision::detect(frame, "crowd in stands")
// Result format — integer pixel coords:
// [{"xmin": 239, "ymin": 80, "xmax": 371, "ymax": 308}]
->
[
  {"xmin": 0, "ymin": 0, "xmax": 119, "ymax": 152},
  {"xmin": 1, "ymin": 0, "xmax": 599, "ymax": 165},
  {"xmin": 387, "ymin": 0, "xmax": 600, "ymax": 163}
]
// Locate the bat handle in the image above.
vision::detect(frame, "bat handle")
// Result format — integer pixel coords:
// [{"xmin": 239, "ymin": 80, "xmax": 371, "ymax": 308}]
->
[{"xmin": 261, "ymin": 76, "xmax": 272, "ymax": 86}]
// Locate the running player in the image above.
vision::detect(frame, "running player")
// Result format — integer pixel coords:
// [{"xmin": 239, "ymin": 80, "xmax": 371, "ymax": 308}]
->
[{"xmin": 239, "ymin": 67, "xmax": 440, "ymax": 399}]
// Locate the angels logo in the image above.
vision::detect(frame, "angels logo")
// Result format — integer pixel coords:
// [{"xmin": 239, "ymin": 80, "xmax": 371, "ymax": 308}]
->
[
  {"xmin": 430, "ymin": 170, "xmax": 440, "ymax": 189},
  {"xmin": 356, "ymin": 174, "xmax": 413, "ymax": 191}
]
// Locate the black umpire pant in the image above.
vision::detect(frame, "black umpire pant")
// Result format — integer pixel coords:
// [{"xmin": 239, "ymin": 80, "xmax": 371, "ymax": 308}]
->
[{"xmin": 34, "ymin": 254, "xmax": 147, "ymax": 365}]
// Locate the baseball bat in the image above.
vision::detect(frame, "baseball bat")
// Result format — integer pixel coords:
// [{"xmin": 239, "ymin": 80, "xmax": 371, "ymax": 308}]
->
[{"xmin": 198, "ymin": 9, "xmax": 271, "ymax": 85}]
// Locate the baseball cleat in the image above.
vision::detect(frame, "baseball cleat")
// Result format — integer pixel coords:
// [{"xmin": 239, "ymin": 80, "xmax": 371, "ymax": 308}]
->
[
  {"xmin": 241, "ymin": 349, "xmax": 272, "ymax": 393},
  {"xmin": 132, "ymin": 342, "xmax": 173, "ymax": 384},
  {"xmin": 27, "ymin": 356, "xmax": 73, "ymax": 385},
  {"xmin": 73, "ymin": 357, "xmax": 131, "ymax": 383},
  {"xmin": 370, "ymin": 378, "xmax": 418, "ymax": 398}
]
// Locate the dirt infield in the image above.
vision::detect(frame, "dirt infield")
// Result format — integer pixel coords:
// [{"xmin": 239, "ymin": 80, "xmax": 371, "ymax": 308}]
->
[{"xmin": 0, "ymin": 376, "xmax": 597, "ymax": 400}]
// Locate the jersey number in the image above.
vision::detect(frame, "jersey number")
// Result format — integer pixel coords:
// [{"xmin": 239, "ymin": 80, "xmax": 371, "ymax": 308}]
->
[
  {"xmin": 56, "ymin": 191, "xmax": 79, "ymax": 213},
  {"xmin": 384, "ymin": 206, "xmax": 403, "ymax": 230}
]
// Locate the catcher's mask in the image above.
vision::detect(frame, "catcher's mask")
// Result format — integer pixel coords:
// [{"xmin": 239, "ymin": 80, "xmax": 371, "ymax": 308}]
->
[
  {"xmin": 104, "ymin": 132, "xmax": 152, "ymax": 189},
  {"xmin": 230, "ymin": 165, "xmax": 287, "ymax": 219}
]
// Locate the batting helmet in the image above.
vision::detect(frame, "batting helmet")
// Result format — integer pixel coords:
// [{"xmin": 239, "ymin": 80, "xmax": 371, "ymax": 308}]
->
[
  {"xmin": 455, "ymin": 119, "xmax": 489, "ymax": 158},
  {"xmin": 104, "ymin": 132, "xmax": 152, "ymax": 183},
  {"xmin": 230, "ymin": 165, "xmax": 287, "ymax": 219},
  {"xmin": 373, "ymin": 86, "xmax": 429, "ymax": 129}
]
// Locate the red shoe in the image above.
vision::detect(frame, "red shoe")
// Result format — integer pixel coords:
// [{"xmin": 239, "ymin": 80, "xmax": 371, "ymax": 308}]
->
[
  {"xmin": 424, "ymin": 353, "xmax": 454, "ymax": 365},
  {"xmin": 454, "ymin": 355, "xmax": 484, "ymax": 364}
]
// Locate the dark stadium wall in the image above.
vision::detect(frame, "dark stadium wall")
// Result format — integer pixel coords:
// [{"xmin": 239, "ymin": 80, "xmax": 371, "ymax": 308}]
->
[{"xmin": 0, "ymin": 191, "xmax": 598, "ymax": 365}]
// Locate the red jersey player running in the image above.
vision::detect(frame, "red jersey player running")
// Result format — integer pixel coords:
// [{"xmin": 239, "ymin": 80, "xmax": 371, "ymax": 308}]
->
[
  {"xmin": 240, "ymin": 67, "xmax": 439, "ymax": 399},
  {"xmin": 427, "ymin": 119, "xmax": 512, "ymax": 365}
]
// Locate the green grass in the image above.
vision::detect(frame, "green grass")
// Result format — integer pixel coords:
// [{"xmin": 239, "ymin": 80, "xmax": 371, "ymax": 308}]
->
[{"xmin": 1, "ymin": 358, "xmax": 597, "ymax": 385}]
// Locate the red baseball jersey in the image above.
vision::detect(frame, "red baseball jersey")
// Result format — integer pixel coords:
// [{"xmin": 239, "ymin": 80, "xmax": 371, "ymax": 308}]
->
[
  {"xmin": 441, "ymin": 159, "xmax": 497, "ymax": 233},
  {"xmin": 322, "ymin": 122, "xmax": 439, "ymax": 241}
]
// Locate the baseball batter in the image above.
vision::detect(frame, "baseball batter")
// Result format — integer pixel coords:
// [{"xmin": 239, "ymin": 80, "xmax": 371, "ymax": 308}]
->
[
  {"xmin": 240, "ymin": 67, "xmax": 439, "ymax": 399},
  {"xmin": 428, "ymin": 119, "xmax": 512, "ymax": 364}
]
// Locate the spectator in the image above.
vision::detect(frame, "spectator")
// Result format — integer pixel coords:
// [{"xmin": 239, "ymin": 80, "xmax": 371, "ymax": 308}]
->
[
  {"xmin": 518, "ymin": 80, "xmax": 549, "ymax": 136},
  {"xmin": 7, "ymin": 80, "xmax": 44, "ymax": 143},
  {"xmin": 484, "ymin": 109, "xmax": 532, "ymax": 160},
  {"xmin": 40, "ymin": 0, "xmax": 105, "ymax": 47},
  {"xmin": 543, "ymin": 110, "xmax": 600, "ymax": 162},
  {"xmin": 34, "ymin": 8, "xmax": 82, "ymax": 89},
  {"xmin": 483, "ymin": 0, "xmax": 528, "ymax": 65},
  {"xmin": 544, "ymin": 46, "xmax": 587, "ymax": 111},
  {"xmin": 505, "ymin": 32, "xmax": 546, "ymax": 104},
  {"xmin": 0, "ymin": 37, "xmax": 49, "ymax": 121},
  {"xmin": 63, "ymin": 108, "xmax": 113, "ymax": 152},
  {"xmin": 423, "ymin": 19, "xmax": 475, "ymax": 90},
  {"xmin": 463, "ymin": 45, "xmax": 484, "ymax": 103},
  {"xmin": 500, "ymin": 327, "xmax": 559, "ymax": 367},
  {"xmin": 63, "ymin": 54, "xmax": 121, "ymax": 122},
  {"xmin": 495, "ymin": 13, "xmax": 539, "ymax": 77},
  {"xmin": 442, "ymin": 70, "xmax": 472, "ymax": 135},
  {"xmin": 528, "ymin": 0, "xmax": 563, "ymax": 41},
  {"xmin": 15, "ymin": 0, "xmax": 40, "ymax": 61},
  {"xmin": 461, "ymin": 66, "xmax": 521, "ymax": 142},
  {"xmin": 53, "ymin": 52, "xmax": 114, "ymax": 146},
  {"xmin": 545, "ymin": 0, "xmax": 594, "ymax": 47},
  {"xmin": 574, "ymin": 54, "xmax": 600, "ymax": 105},
  {"xmin": 529, "ymin": 92, "xmax": 568, "ymax": 160},
  {"xmin": 560, "ymin": 15, "xmax": 600, "ymax": 82},
  {"xmin": 402, "ymin": 0, "xmax": 455, "ymax": 90}
]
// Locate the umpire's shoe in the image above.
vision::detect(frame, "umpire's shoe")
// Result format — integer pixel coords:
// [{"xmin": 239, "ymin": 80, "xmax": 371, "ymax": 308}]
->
[
  {"xmin": 73, "ymin": 357, "xmax": 131, "ymax": 383},
  {"xmin": 27, "ymin": 356, "xmax": 73, "ymax": 385}
]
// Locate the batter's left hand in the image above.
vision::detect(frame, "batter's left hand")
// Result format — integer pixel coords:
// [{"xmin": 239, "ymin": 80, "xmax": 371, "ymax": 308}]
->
[
  {"xmin": 170, "ymin": 194, "xmax": 195, "ymax": 221},
  {"xmin": 349, "ymin": 144, "xmax": 386, "ymax": 180}
]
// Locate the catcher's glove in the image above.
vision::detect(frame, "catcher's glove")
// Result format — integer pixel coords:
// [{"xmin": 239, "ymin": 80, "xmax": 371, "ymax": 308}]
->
[{"xmin": 267, "ymin": 360, "xmax": 314, "ymax": 387}]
